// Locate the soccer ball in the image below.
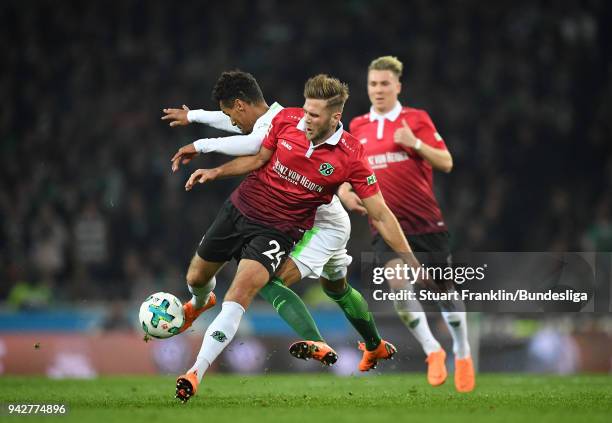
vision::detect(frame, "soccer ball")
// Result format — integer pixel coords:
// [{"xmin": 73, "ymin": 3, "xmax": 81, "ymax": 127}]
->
[{"xmin": 139, "ymin": 292, "xmax": 185, "ymax": 339}]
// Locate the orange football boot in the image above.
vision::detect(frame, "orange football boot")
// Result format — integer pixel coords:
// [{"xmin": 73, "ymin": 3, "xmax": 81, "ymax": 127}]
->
[
  {"xmin": 175, "ymin": 371, "xmax": 199, "ymax": 403},
  {"xmin": 426, "ymin": 348, "xmax": 448, "ymax": 386},
  {"xmin": 179, "ymin": 292, "xmax": 217, "ymax": 334},
  {"xmin": 289, "ymin": 341, "xmax": 338, "ymax": 366},
  {"xmin": 358, "ymin": 340, "xmax": 397, "ymax": 371},
  {"xmin": 454, "ymin": 356, "xmax": 476, "ymax": 393}
]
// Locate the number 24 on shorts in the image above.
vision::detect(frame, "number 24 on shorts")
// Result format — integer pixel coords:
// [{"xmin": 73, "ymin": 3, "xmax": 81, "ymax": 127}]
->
[{"xmin": 263, "ymin": 240, "xmax": 285, "ymax": 271}]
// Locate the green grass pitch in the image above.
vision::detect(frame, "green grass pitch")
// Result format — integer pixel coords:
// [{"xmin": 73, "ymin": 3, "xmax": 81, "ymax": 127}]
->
[{"xmin": 1, "ymin": 374, "xmax": 610, "ymax": 423}]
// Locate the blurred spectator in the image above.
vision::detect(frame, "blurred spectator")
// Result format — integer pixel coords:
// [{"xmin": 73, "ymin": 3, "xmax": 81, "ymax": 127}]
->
[
  {"xmin": 7, "ymin": 279, "xmax": 52, "ymax": 310},
  {"xmin": 582, "ymin": 196, "xmax": 612, "ymax": 251},
  {"xmin": 73, "ymin": 200, "xmax": 109, "ymax": 269},
  {"xmin": 29, "ymin": 205, "xmax": 68, "ymax": 281}
]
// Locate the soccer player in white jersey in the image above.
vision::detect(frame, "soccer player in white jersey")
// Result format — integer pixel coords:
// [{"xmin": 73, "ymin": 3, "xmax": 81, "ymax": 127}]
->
[{"xmin": 162, "ymin": 71, "xmax": 395, "ymax": 375}]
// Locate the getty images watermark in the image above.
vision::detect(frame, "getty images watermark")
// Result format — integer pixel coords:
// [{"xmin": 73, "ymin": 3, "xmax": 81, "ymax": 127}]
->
[
  {"xmin": 361, "ymin": 252, "xmax": 610, "ymax": 312},
  {"xmin": 371, "ymin": 262, "xmax": 588, "ymax": 304}
]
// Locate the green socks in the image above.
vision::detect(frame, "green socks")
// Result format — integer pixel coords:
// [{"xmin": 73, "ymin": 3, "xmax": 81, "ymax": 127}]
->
[
  {"xmin": 258, "ymin": 277, "xmax": 382, "ymax": 351},
  {"xmin": 325, "ymin": 283, "xmax": 382, "ymax": 351},
  {"xmin": 259, "ymin": 277, "xmax": 324, "ymax": 342}
]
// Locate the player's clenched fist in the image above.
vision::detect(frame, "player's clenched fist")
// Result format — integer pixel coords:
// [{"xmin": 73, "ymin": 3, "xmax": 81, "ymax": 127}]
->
[
  {"xmin": 185, "ymin": 168, "xmax": 221, "ymax": 191},
  {"xmin": 162, "ymin": 105, "xmax": 190, "ymax": 127},
  {"xmin": 393, "ymin": 119, "xmax": 417, "ymax": 148}
]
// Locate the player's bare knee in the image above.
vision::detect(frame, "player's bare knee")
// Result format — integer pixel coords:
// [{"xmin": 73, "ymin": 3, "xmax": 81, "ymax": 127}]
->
[
  {"xmin": 186, "ymin": 254, "xmax": 220, "ymax": 287},
  {"xmin": 186, "ymin": 269, "xmax": 205, "ymax": 287}
]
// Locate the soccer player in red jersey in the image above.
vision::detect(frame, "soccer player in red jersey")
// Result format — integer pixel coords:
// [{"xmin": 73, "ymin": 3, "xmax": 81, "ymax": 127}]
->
[
  {"xmin": 177, "ymin": 74, "xmax": 423, "ymax": 401},
  {"xmin": 163, "ymin": 71, "xmax": 393, "ymax": 375},
  {"xmin": 343, "ymin": 56, "xmax": 475, "ymax": 392}
]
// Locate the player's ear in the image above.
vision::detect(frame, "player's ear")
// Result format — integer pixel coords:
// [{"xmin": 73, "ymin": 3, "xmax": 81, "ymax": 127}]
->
[{"xmin": 332, "ymin": 111, "xmax": 342, "ymax": 126}]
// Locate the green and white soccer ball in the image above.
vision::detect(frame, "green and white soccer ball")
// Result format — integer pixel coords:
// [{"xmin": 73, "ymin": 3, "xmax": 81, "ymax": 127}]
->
[{"xmin": 139, "ymin": 292, "xmax": 185, "ymax": 339}]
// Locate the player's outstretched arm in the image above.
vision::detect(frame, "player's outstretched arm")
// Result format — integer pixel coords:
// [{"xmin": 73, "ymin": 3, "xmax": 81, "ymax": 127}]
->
[
  {"xmin": 361, "ymin": 192, "xmax": 420, "ymax": 267},
  {"xmin": 162, "ymin": 105, "xmax": 241, "ymax": 134},
  {"xmin": 394, "ymin": 119, "xmax": 453, "ymax": 173},
  {"xmin": 161, "ymin": 105, "xmax": 191, "ymax": 127},
  {"xmin": 171, "ymin": 131, "xmax": 264, "ymax": 173},
  {"xmin": 184, "ymin": 146, "xmax": 273, "ymax": 191}
]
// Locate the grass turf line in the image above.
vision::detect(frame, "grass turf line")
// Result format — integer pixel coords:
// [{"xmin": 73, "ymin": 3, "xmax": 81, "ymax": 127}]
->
[{"xmin": 0, "ymin": 374, "xmax": 610, "ymax": 423}]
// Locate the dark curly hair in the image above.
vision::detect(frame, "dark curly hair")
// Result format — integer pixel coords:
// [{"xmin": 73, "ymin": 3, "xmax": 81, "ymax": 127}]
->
[{"xmin": 212, "ymin": 70, "xmax": 265, "ymax": 107}]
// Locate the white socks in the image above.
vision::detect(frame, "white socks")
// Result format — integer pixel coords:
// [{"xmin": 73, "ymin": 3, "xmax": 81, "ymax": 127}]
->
[
  {"xmin": 394, "ymin": 288, "xmax": 471, "ymax": 358},
  {"xmin": 188, "ymin": 301, "xmax": 244, "ymax": 382},
  {"xmin": 396, "ymin": 309, "xmax": 442, "ymax": 355},
  {"xmin": 441, "ymin": 311, "xmax": 470, "ymax": 359},
  {"xmin": 188, "ymin": 277, "xmax": 216, "ymax": 308},
  {"xmin": 394, "ymin": 292, "xmax": 442, "ymax": 355}
]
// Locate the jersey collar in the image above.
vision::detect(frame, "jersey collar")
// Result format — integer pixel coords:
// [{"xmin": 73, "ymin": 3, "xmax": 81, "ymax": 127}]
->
[
  {"xmin": 297, "ymin": 118, "xmax": 344, "ymax": 146},
  {"xmin": 369, "ymin": 101, "xmax": 402, "ymax": 122},
  {"xmin": 297, "ymin": 118, "xmax": 344, "ymax": 157}
]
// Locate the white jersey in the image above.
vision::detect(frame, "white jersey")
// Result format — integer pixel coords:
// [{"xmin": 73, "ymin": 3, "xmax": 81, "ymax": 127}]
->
[
  {"xmin": 190, "ymin": 102, "xmax": 284, "ymax": 155},
  {"xmin": 314, "ymin": 195, "xmax": 349, "ymax": 229},
  {"xmin": 189, "ymin": 102, "xmax": 349, "ymax": 229}
]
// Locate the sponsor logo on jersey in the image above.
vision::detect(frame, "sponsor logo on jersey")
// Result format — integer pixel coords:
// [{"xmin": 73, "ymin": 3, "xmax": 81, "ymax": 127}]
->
[
  {"xmin": 319, "ymin": 162, "xmax": 335, "ymax": 176},
  {"xmin": 360, "ymin": 138, "xmax": 368, "ymax": 144},
  {"xmin": 367, "ymin": 151, "xmax": 410, "ymax": 169},
  {"xmin": 273, "ymin": 159, "xmax": 323, "ymax": 193},
  {"xmin": 280, "ymin": 139, "xmax": 292, "ymax": 150},
  {"xmin": 367, "ymin": 174, "xmax": 377, "ymax": 185}
]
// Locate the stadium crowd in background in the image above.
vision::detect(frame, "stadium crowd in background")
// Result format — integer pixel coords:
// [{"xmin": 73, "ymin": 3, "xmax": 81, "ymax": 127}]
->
[{"xmin": 1, "ymin": 0, "xmax": 610, "ymax": 305}]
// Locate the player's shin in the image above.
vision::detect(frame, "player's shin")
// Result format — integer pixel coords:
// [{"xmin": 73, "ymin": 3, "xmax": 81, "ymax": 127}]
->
[
  {"xmin": 188, "ymin": 301, "xmax": 244, "ymax": 382},
  {"xmin": 258, "ymin": 277, "xmax": 325, "ymax": 342},
  {"xmin": 438, "ymin": 297, "xmax": 471, "ymax": 359},
  {"xmin": 323, "ymin": 280, "xmax": 382, "ymax": 351},
  {"xmin": 393, "ymin": 288, "xmax": 441, "ymax": 355}
]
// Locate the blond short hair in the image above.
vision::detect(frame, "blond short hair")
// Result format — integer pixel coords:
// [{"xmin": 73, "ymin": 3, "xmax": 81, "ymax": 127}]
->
[
  {"xmin": 303, "ymin": 74, "xmax": 349, "ymax": 112},
  {"xmin": 368, "ymin": 56, "xmax": 403, "ymax": 78}
]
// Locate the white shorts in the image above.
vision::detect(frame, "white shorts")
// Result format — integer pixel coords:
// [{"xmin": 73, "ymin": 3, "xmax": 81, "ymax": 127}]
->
[{"xmin": 290, "ymin": 216, "xmax": 352, "ymax": 281}]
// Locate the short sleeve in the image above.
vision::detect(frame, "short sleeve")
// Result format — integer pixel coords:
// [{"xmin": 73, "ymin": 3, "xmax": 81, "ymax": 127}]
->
[
  {"xmin": 261, "ymin": 112, "xmax": 284, "ymax": 151},
  {"xmin": 346, "ymin": 147, "xmax": 380, "ymax": 199},
  {"xmin": 414, "ymin": 112, "xmax": 447, "ymax": 150}
]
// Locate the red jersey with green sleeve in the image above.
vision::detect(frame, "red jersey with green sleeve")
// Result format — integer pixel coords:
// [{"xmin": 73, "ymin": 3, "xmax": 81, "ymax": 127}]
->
[
  {"xmin": 349, "ymin": 106, "xmax": 447, "ymax": 235},
  {"xmin": 231, "ymin": 108, "xmax": 379, "ymax": 240}
]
